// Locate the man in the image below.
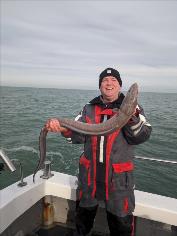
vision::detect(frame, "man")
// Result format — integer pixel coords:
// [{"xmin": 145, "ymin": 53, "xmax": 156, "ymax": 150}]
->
[{"xmin": 45, "ymin": 68, "xmax": 152, "ymax": 236}]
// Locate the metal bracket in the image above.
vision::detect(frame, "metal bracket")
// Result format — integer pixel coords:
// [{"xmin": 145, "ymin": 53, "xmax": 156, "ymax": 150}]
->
[
  {"xmin": 0, "ymin": 149, "xmax": 16, "ymax": 172},
  {"xmin": 12, "ymin": 159, "xmax": 27, "ymax": 187},
  {"xmin": 40, "ymin": 160, "xmax": 54, "ymax": 179}
]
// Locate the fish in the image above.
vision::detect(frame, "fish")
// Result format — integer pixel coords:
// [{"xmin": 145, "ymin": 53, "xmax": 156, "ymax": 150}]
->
[{"xmin": 33, "ymin": 83, "xmax": 138, "ymax": 182}]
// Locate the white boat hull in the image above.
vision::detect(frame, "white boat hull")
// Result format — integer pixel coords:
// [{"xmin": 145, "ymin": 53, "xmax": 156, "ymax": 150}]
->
[{"xmin": 1, "ymin": 171, "xmax": 177, "ymax": 235}]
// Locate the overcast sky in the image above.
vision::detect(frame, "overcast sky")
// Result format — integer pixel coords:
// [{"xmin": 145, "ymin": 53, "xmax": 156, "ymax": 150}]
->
[{"xmin": 1, "ymin": 1, "xmax": 177, "ymax": 92}]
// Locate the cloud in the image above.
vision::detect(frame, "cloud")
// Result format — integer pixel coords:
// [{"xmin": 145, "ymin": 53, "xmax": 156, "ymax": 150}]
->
[{"xmin": 1, "ymin": 1, "xmax": 177, "ymax": 92}]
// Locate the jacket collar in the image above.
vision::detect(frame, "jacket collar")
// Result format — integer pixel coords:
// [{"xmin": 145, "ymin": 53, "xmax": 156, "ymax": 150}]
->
[{"xmin": 89, "ymin": 93, "xmax": 125, "ymax": 109}]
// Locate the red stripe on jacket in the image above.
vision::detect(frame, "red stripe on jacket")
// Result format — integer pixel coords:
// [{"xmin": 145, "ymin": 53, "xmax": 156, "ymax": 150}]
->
[
  {"xmin": 94, "ymin": 106, "xmax": 121, "ymax": 200},
  {"xmin": 105, "ymin": 129, "xmax": 120, "ymax": 200},
  {"xmin": 79, "ymin": 156, "xmax": 91, "ymax": 186},
  {"xmin": 85, "ymin": 106, "xmax": 101, "ymax": 198},
  {"xmin": 91, "ymin": 105, "xmax": 102, "ymax": 198},
  {"xmin": 123, "ymin": 197, "xmax": 129, "ymax": 213},
  {"xmin": 86, "ymin": 106, "xmax": 121, "ymax": 200},
  {"xmin": 112, "ymin": 162, "xmax": 134, "ymax": 173}
]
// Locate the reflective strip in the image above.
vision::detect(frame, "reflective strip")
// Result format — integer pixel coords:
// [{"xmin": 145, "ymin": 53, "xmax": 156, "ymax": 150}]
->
[
  {"xmin": 131, "ymin": 114, "xmax": 151, "ymax": 136},
  {"xmin": 133, "ymin": 122, "xmax": 151, "ymax": 136},
  {"xmin": 75, "ymin": 111, "xmax": 82, "ymax": 121},
  {"xmin": 66, "ymin": 137, "xmax": 72, "ymax": 143},
  {"xmin": 131, "ymin": 119, "xmax": 143, "ymax": 131},
  {"xmin": 99, "ymin": 136, "xmax": 104, "ymax": 163},
  {"xmin": 99, "ymin": 115, "xmax": 107, "ymax": 163}
]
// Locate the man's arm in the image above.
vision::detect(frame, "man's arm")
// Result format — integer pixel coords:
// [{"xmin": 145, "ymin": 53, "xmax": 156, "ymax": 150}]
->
[
  {"xmin": 45, "ymin": 107, "xmax": 87, "ymax": 144},
  {"xmin": 61, "ymin": 107, "xmax": 87, "ymax": 144},
  {"xmin": 122, "ymin": 105, "xmax": 152, "ymax": 145}
]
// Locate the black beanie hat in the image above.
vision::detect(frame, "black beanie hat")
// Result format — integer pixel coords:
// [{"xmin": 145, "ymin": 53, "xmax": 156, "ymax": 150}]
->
[{"xmin": 99, "ymin": 67, "xmax": 122, "ymax": 87}]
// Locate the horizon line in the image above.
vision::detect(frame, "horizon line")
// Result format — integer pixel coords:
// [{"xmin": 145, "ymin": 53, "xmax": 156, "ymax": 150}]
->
[{"xmin": 1, "ymin": 85, "xmax": 177, "ymax": 94}]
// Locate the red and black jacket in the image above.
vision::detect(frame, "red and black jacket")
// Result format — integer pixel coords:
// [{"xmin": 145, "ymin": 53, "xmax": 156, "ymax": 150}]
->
[{"xmin": 63, "ymin": 93, "xmax": 152, "ymax": 215}]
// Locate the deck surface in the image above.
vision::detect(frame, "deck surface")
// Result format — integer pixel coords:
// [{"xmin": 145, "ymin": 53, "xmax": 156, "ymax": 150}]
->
[{"xmin": 37, "ymin": 224, "xmax": 108, "ymax": 236}]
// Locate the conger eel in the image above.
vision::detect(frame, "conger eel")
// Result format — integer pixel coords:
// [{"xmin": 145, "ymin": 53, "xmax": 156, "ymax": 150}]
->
[{"xmin": 33, "ymin": 83, "xmax": 138, "ymax": 182}]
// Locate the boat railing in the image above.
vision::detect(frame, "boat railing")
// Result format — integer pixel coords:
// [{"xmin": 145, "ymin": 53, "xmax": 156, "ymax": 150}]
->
[{"xmin": 135, "ymin": 155, "xmax": 177, "ymax": 164}]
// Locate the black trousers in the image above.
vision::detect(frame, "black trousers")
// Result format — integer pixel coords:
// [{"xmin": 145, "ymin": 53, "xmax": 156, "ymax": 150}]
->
[{"xmin": 75, "ymin": 202, "xmax": 134, "ymax": 236}]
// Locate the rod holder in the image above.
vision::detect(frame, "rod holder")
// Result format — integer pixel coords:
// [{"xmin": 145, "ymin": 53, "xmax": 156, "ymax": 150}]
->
[
  {"xmin": 18, "ymin": 162, "xmax": 27, "ymax": 187},
  {"xmin": 40, "ymin": 160, "xmax": 54, "ymax": 179},
  {"xmin": 12, "ymin": 159, "xmax": 27, "ymax": 187}
]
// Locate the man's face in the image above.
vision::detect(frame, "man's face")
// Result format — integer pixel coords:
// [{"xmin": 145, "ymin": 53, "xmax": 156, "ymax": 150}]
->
[{"xmin": 100, "ymin": 76, "xmax": 121, "ymax": 103}]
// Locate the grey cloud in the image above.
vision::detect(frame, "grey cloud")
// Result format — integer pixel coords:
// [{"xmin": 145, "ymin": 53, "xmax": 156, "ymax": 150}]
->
[{"xmin": 1, "ymin": 1, "xmax": 177, "ymax": 92}]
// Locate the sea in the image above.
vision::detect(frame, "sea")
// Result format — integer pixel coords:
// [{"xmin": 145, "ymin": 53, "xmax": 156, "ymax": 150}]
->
[{"xmin": 0, "ymin": 86, "xmax": 177, "ymax": 199}]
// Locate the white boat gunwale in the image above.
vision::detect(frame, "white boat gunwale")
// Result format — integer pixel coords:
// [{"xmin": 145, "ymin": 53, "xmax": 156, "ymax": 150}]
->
[{"xmin": 1, "ymin": 170, "xmax": 177, "ymax": 234}]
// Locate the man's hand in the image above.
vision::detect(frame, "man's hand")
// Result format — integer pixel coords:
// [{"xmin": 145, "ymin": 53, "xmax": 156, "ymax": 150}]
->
[
  {"xmin": 133, "ymin": 106, "xmax": 140, "ymax": 117},
  {"xmin": 45, "ymin": 118, "xmax": 68, "ymax": 133}
]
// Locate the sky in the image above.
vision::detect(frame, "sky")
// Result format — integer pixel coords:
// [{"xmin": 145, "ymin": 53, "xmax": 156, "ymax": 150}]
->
[{"xmin": 1, "ymin": 0, "xmax": 177, "ymax": 92}]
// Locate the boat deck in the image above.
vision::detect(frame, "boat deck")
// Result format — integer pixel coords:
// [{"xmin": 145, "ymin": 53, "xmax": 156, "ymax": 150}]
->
[
  {"xmin": 1, "ymin": 171, "xmax": 177, "ymax": 236},
  {"xmin": 37, "ymin": 224, "xmax": 75, "ymax": 236},
  {"xmin": 37, "ymin": 224, "xmax": 107, "ymax": 236},
  {"xmin": 35, "ymin": 221, "xmax": 177, "ymax": 236}
]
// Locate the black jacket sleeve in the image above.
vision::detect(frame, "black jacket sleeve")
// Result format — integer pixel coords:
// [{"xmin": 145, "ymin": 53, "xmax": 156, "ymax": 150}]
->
[
  {"xmin": 122, "ymin": 105, "xmax": 152, "ymax": 145},
  {"xmin": 62, "ymin": 106, "xmax": 87, "ymax": 144}
]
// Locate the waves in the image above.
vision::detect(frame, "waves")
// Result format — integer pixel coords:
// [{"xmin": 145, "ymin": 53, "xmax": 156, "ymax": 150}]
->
[
  {"xmin": 1, "ymin": 87, "xmax": 177, "ymax": 197},
  {"xmin": 2, "ymin": 145, "xmax": 64, "ymax": 159},
  {"xmin": 3, "ymin": 146, "xmax": 38, "ymax": 154}
]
